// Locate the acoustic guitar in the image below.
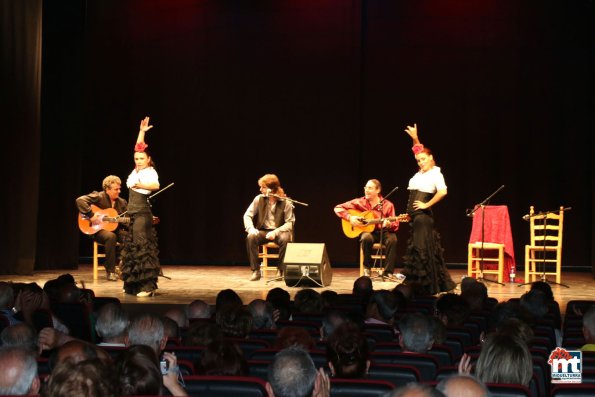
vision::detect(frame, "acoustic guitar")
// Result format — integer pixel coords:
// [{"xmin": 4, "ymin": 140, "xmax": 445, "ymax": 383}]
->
[
  {"xmin": 78, "ymin": 205, "xmax": 130, "ymax": 235},
  {"xmin": 341, "ymin": 209, "xmax": 409, "ymax": 238}
]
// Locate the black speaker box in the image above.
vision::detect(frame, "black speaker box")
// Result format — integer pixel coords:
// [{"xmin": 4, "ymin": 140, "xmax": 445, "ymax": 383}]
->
[{"xmin": 283, "ymin": 243, "xmax": 332, "ymax": 287}]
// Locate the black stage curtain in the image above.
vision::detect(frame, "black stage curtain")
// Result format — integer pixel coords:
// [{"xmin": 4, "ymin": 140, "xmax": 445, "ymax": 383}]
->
[
  {"xmin": 4, "ymin": 0, "xmax": 594, "ymax": 274},
  {"xmin": 0, "ymin": 0, "xmax": 42, "ymax": 274}
]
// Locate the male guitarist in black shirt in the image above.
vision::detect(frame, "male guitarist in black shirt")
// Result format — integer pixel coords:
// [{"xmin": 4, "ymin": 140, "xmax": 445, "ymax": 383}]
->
[{"xmin": 76, "ymin": 175, "xmax": 128, "ymax": 281}]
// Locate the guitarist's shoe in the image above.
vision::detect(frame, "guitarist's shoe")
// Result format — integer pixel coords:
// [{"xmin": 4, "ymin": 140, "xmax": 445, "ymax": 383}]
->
[
  {"xmin": 107, "ymin": 272, "xmax": 119, "ymax": 281},
  {"xmin": 136, "ymin": 290, "xmax": 155, "ymax": 297},
  {"xmin": 250, "ymin": 270, "xmax": 261, "ymax": 281},
  {"xmin": 363, "ymin": 268, "xmax": 371, "ymax": 277}
]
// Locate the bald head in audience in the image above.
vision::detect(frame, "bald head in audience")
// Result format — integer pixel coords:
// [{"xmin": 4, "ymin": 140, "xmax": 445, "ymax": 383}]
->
[
  {"xmin": 384, "ymin": 383, "xmax": 445, "ymax": 397},
  {"xmin": 436, "ymin": 374, "xmax": 491, "ymax": 397},
  {"xmin": 164, "ymin": 305, "xmax": 189, "ymax": 328},
  {"xmin": 0, "ymin": 347, "xmax": 40, "ymax": 395},
  {"xmin": 187, "ymin": 299, "xmax": 212, "ymax": 319}
]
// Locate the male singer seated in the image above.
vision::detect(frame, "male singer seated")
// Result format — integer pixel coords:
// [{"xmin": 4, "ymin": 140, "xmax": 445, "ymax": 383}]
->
[
  {"xmin": 76, "ymin": 175, "xmax": 128, "ymax": 281},
  {"xmin": 243, "ymin": 174, "xmax": 295, "ymax": 281},
  {"xmin": 334, "ymin": 179, "xmax": 400, "ymax": 281}
]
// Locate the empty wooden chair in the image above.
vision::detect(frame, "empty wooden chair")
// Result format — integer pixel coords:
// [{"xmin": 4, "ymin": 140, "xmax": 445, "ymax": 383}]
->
[{"xmin": 524, "ymin": 206, "xmax": 565, "ymax": 284}]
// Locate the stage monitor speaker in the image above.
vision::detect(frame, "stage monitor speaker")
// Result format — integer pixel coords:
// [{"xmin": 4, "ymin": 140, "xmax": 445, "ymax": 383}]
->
[{"xmin": 283, "ymin": 243, "xmax": 332, "ymax": 287}]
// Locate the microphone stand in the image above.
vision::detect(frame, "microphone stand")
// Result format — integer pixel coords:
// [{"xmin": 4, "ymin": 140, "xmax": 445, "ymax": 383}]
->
[
  {"xmin": 147, "ymin": 182, "xmax": 175, "ymax": 207},
  {"xmin": 467, "ymin": 185, "xmax": 505, "ymax": 286},
  {"xmin": 147, "ymin": 182, "xmax": 174, "ymax": 280},
  {"xmin": 518, "ymin": 207, "xmax": 571, "ymax": 288},
  {"xmin": 269, "ymin": 194, "xmax": 309, "ymax": 207},
  {"xmin": 370, "ymin": 186, "xmax": 399, "ymax": 282}
]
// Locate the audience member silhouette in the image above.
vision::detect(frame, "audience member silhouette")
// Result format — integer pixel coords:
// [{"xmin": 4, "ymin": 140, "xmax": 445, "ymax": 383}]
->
[
  {"xmin": 530, "ymin": 280, "xmax": 562, "ymax": 329},
  {"xmin": 0, "ymin": 346, "xmax": 40, "ymax": 395},
  {"xmin": 320, "ymin": 310, "xmax": 350, "ymax": 341},
  {"xmin": 461, "ymin": 333, "xmax": 533, "ymax": 387},
  {"xmin": 383, "ymin": 383, "xmax": 445, "ymax": 397},
  {"xmin": 187, "ymin": 299, "xmax": 212, "ymax": 320},
  {"xmin": 266, "ymin": 345, "xmax": 330, "ymax": 397},
  {"xmin": 215, "ymin": 289, "xmax": 243, "ymax": 313},
  {"xmin": 95, "ymin": 302, "xmax": 129, "ymax": 347},
  {"xmin": 436, "ymin": 374, "xmax": 489, "ymax": 397},
  {"xmin": 580, "ymin": 305, "xmax": 595, "ymax": 351},
  {"xmin": 294, "ymin": 288, "xmax": 323, "ymax": 314},
  {"xmin": 198, "ymin": 340, "xmax": 249, "ymax": 376},
  {"xmin": 320, "ymin": 290, "xmax": 339, "ymax": 309},
  {"xmin": 273, "ymin": 326, "xmax": 316, "ymax": 350},
  {"xmin": 164, "ymin": 305, "xmax": 190, "ymax": 328},
  {"xmin": 116, "ymin": 344, "xmax": 187, "ymax": 396},
  {"xmin": 0, "ymin": 282, "xmax": 22, "ymax": 325},
  {"xmin": 266, "ymin": 287, "xmax": 292, "ymax": 321},
  {"xmin": 1, "ymin": 323, "xmax": 38, "ymax": 353},
  {"xmin": 47, "ymin": 339, "xmax": 112, "ymax": 373},
  {"xmin": 216, "ymin": 304, "xmax": 253, "ymax": 338},
  {"xmin": 162, "ymin": 315, "xmax": 181, "ymax": 343},
  {"xmin": 127, "ymin": 313, "xmax": 167, "ymax": 356},
  {"xmin": 183, "ymin": 321, "xmax": 223, "ymax": 347},
  {"xmin": 435, "ymin": 293, "xmax": 470, "ymax": 327},
  {"xmin": 365, "ymin": 290, "xmax": 398, "ymax": 328},
  {"xmin": 46, "ymin": 358, "xmax": 116, "ymax": 397},
  {"xmin": 399, "ymin": 312, "xmax": 434, "ymax": 353},
  {"xmin": 248, "ymin": 298, "xmax": 276, "ymax": 330},
  {"xmin": 326, "ymin": 321, "xmax": 369, "ymax": 378}
]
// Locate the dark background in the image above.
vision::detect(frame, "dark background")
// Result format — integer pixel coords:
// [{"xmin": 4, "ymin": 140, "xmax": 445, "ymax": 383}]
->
[{"xmin": 2, "ymin": 0, "xmax": 594, "ymax": 276}]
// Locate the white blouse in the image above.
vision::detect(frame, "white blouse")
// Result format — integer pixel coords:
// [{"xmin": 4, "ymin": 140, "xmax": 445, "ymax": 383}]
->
[
  {"xmin": 127, "ymin": 167, "xmax": 159, "ymax": 195},
  {"xmin": 407, "ymin": 166, "xmax": 447, "ymax": 194}
]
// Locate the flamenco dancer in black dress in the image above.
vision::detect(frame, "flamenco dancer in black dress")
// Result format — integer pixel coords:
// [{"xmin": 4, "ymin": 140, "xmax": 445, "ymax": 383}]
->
[
  {"xmin": 401, "ymin": 123, "xmax": 456, "ymax": 295},
  {"xmin": 121, "ymin": 116, "xmax": 162, "ymax": 297}
]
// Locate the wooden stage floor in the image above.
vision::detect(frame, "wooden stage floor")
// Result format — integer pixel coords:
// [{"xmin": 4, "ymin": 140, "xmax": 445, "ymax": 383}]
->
[{"xmin": 1, "ymin": 265, "xmax": 594, "ymax": 314}]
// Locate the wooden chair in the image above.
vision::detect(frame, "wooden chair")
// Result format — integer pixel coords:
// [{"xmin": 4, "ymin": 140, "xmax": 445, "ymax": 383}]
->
[
  {"xmin": 359, "ymin": 243, "xmax": 386, "ymax": 276},
  {"xmin": 258, "ymin": 242, "xmax": 281, "ymax": 276},
  {"xmin": 524, "ymin": 205, "xmax": 565, "ymax": 284},
  {"xmin": 468, "ymin": 242, "xmax": 505, "ymax": 283},
  {"xmin": 257, "ymin": 228, "xmax": 294, "ymax": 278},
  {"xmin": 467, "ymin": 205, "xmax": 515, "ymax": 283},
  {"xmin": 93, "ymin": 240, "xmax": 124, "ymax": 280},
  {"xmin": 93, "ymin": 241, "xmax": 106, "ymax": 280}
]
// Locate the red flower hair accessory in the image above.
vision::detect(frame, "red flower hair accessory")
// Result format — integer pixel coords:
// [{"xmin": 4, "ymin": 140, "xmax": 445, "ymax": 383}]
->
[
  {"xmin": 134, "ymin": 142, "xmax": 148, "ymax": 152},
  {"xmin": 412, "ymin": 144, "xmax": 425, "ymax": 155}
]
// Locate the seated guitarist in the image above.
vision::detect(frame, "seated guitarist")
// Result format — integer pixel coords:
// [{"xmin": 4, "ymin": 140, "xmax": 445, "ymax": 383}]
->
[
  {"xmin": 76, "ymin": 175, "xmax": 127, "ymax": 281},
  {"xmin": 334, "ymin": 179, "xmax": 400, "ymax": 281}
]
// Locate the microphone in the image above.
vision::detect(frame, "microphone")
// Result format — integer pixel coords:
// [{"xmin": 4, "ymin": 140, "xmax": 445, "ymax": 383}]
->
[{"xmin": 522, "ymin": 206, "xmax": 572, "ymax": 221}]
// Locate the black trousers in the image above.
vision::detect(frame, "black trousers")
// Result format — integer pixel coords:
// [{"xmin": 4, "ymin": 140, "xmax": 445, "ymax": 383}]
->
[
  {"xmin": 360, "ymin": 230, "xmax": 397, "ymax": 273},
  {"xmin": 93, "ymin": 229, "xmax": 120, "ymax": 273},
  {"xmin": 246, "ymin": 230, "xmax": 292, "ymax": 272}
]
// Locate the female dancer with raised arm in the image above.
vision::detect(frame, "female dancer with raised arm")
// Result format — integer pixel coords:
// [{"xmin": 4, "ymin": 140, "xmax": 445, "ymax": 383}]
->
[
  {"xmin": 402, "ymin": 123, "xmax": 455, "ymax": 295},
  {"xmin": 121, "ymin": 116, "xmax": 162, "ymax": 296}
]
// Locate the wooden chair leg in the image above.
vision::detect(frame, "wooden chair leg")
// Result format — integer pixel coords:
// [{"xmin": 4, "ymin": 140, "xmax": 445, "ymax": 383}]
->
[
  {"xmin": 93, "ymin": 242, "xmax": 99, "ymax": 280},
  {"xmin": 497, "ymin": 246, "xmax": 504, "ymax": 284},
  {"xmin": 359, "ymin": 245, "xmax": 364, "ymax": 276}
]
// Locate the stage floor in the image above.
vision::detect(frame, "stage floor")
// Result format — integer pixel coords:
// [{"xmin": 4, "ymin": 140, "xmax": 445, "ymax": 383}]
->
[{"xmin": 1, "ymin": 265, "xmax": 593, "ymax": 314}]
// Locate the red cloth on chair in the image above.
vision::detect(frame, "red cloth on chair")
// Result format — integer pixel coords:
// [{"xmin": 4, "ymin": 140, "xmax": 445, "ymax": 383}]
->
[{"xmin": 468, "ymin": 205, "xmax": 516, "ymax": 282}]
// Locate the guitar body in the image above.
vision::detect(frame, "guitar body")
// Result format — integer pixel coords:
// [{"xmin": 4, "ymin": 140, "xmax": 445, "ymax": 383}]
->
[
  {"xmin": 341, "ymin": 209, "xmax": 410, "ymax": 238},
  {"xmin": 341, "ymin": 209, "xmax": 377, "ymax": 238},
  {"xmin": 78, "ymin": 205, "xmax": 121, "ymax": 235}
]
